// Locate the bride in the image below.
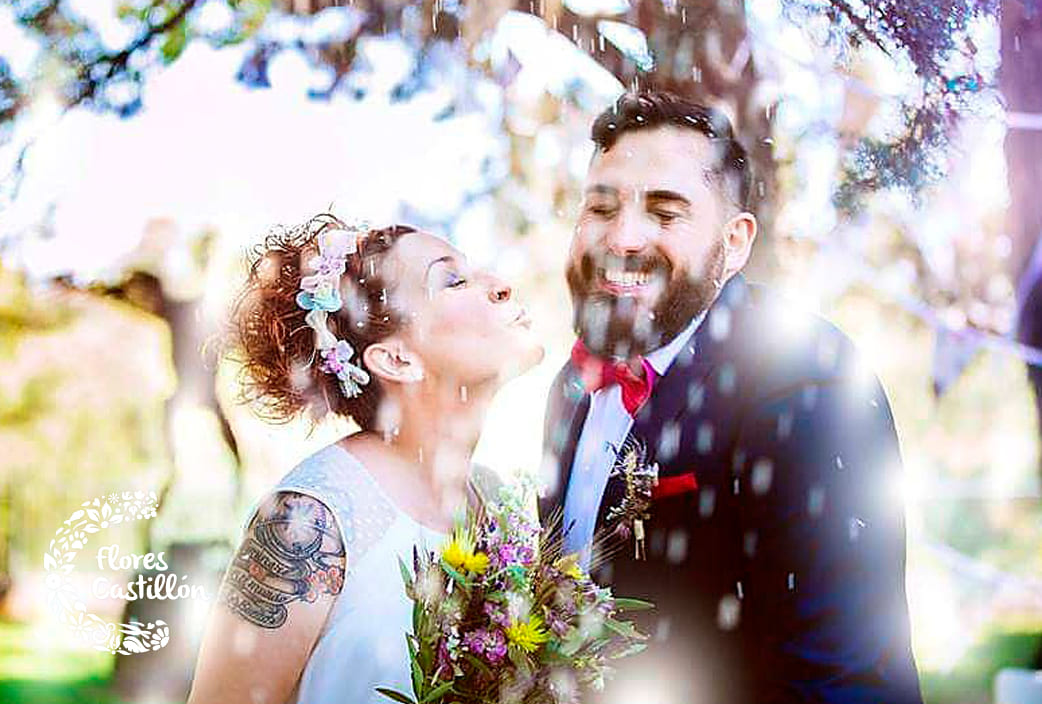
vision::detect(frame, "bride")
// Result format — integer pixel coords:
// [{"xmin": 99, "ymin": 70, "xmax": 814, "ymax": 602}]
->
[{"xmin": 187, "ymin": 214, "xmax": 543, "ymax": 704}]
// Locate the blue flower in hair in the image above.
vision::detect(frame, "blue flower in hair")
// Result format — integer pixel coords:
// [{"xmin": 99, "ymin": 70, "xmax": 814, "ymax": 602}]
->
[{"xmin": 296, "ymin": 286, "xmax": 342, "ymax": 312}]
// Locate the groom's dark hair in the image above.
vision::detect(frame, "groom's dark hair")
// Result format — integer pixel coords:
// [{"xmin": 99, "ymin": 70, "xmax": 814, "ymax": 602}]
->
[{"xmin": 590, "ymin": 90, "xmax": 753, "ymax": 212}]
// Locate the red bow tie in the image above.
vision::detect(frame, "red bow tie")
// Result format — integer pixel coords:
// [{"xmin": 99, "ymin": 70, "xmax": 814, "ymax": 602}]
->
[{"xmin": 570, "ymin": 339, "xmax": 657, "ymax": 416}]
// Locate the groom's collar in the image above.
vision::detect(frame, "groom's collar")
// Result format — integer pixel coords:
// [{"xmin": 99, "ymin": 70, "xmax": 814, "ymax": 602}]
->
[
  {"xmin": 643, "ymin": 272, "xmax": 748, "ymax": 376},
  {"xmin": 645, "ymin": 309, "xmax": 706, "ymax": 376}
]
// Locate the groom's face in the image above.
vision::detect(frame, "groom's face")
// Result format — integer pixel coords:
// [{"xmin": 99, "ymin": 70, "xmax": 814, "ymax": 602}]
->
[{"xmin": 567, "ymin": 126, "xmax": 731, "ymax": 358}]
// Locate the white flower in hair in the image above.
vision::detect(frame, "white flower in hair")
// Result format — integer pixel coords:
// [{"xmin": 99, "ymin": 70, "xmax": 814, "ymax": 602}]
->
[
  {"xmin": 296, "ymin": 219, "xmax": 373, "ymax": 399},
  {"xmin": 319, "ymin": 340, "xmax": 371, "ymax": 399},
  {"xmin": 304, "ymin": 309, "xmax": 339, "ymax": 350},
  {"xmin": 316, "ymin": 227, "xmax": 359, "ymax": 259}
]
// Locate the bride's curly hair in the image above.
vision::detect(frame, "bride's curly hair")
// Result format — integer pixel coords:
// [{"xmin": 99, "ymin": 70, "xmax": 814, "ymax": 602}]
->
[{"xmin": 224, "ymin": 213, "xmax": 416, "ymax": 430}]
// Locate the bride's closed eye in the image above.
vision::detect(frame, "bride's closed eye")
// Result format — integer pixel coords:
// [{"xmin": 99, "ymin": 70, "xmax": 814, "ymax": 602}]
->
[{"xmin": 443, "ymin": 270, "xmax": 467, "ymax": 289}]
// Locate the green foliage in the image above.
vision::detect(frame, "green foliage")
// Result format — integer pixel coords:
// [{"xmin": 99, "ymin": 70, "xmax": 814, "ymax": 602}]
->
[
  {"xmin": 920, "ymin": 631, "xmax": 1042, "ymax": 704},
  {"xmin": 834, "ymin": 101, "xmax": 950, "ymax": 214},
  {"xmin": 0, "ymin": 372, "xmax": 60, "ymax": 428},
  {"xmin": 159, "ymin": 18, "xmax": 189, "ymax": 65},
  {"xmin": 0, "ymin": 267, "xmax": 77, "ymax": 356},
  {"xmin": 784, "ymin": 0, "xmax": 997, "ymax": 211}
]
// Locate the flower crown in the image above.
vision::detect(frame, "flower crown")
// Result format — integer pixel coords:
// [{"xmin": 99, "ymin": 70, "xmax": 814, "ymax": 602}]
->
[{"xmin": 295, "ymin": 222, "xmax": 372, "ymax": 399}]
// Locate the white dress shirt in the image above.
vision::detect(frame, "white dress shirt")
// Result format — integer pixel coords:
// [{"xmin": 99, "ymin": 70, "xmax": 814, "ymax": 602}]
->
[{"xmin": 562, "ymin": 312, "xmax": 707, "ymax": 569}]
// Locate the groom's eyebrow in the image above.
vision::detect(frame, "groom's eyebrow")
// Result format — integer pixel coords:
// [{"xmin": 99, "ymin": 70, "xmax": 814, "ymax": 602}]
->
[
  {"xmin": 585, "ymin": 184, "xmax": 691, "ymax": 206},
  {"xmin": 645, "ymin": 189, "xmax": 692, "ymax": 207},
  {"xmin": 585, "ymin": 184, "xmax": 618, "ymax": 197}
]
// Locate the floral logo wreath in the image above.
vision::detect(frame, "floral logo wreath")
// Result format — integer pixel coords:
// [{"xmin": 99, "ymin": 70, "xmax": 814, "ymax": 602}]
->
[{"xmin": 43, "ymin": 491, "xmax": 170, "ymax": 655}]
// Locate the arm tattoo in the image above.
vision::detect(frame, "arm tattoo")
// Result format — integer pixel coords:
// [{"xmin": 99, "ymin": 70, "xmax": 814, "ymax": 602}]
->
[{"xmin": 219, "ymin": 492, "xmax": 347, "ymax": 629}]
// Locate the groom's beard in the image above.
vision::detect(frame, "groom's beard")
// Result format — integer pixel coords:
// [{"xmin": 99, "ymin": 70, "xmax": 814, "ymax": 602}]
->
[{"xmin": 566, "ymin": 239, "xmax": 725, "ymax": 359}]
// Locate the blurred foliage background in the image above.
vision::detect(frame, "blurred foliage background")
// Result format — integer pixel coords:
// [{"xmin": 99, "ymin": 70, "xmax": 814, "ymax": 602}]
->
[{"xmin": 1, "ymin": 1, "xmax": 1041, "ymax": 703}]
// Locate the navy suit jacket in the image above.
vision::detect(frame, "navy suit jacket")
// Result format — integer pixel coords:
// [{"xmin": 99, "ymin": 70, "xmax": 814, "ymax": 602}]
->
[{"xmin": 539, "ymin": 275, "xmax": 923, "ymax": 704}]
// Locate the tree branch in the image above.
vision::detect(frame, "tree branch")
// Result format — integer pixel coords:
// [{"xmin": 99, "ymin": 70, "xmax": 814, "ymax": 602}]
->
[
  {"xmin": 829, "ymin": 0, "xmax": 893, "ymax": 59},
  {"xmin": 70, "ymin": 0, "xmax": 201, "ymax": 108}
]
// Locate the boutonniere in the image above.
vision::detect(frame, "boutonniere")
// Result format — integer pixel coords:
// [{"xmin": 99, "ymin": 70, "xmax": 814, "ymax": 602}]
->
[{"xmin": 604, "ymin": 436, "xmax": 660, "ymax": 560}]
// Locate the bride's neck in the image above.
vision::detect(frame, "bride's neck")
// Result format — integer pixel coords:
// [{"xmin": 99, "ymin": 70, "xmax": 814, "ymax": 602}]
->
[{"xmin": 381, "ymin": 377, "xmax": 495, "ymax": 503}]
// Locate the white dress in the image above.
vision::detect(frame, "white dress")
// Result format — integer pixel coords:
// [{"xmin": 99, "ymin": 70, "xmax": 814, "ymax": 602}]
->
[{"xmin": 239, "ymin": 442, "xmax": 476, "ymax": 704}]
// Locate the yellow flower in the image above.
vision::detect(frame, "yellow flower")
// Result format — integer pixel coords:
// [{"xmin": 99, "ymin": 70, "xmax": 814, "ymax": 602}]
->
[
  {"xmin": 505, "ymin": 615, "xmax": 551, "ymax": 653},
  {"xmin": 556, "ymin": 554, "xmax": 586, "ymax": 581},
  {"xmin": 441, "ymin": 529, "xmax": 489, "ymax": 575},
  {"xmin": 463, "ymin": 551, "xmax": 490, "ymax": 574},
  {"xmin": 442, "ymin": 539, "xmax": 469, "ymax": 571},
  {"xmin": 564, "ymin": 564, "xmax": 585, "ymax": 581}
]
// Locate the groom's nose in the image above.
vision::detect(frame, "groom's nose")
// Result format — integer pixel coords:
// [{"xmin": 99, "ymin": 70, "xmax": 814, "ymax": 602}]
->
[{"xmin": 603, "ymin": 205, "xmax": 653, "ymax": 256}]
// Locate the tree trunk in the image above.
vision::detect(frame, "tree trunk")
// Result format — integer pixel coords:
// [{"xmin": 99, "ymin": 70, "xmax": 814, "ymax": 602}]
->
[{"xmin": 1000, "ymin": 0, "xmax": 1042, "ymax": 486}]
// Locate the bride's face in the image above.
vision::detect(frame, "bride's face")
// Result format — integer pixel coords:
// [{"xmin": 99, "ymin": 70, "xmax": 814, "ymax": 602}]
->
[{"xmin": 383, "ymin": 231, "xmax": 544, "ymax": 386}]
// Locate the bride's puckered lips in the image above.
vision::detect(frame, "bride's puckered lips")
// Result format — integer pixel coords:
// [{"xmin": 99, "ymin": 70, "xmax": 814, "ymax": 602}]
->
[{"xmin": 509, "ymin": 306, "xmax": 532, "ymax": 328}]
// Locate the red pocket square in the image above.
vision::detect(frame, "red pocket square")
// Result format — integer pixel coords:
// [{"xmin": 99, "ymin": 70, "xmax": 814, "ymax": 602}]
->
[{"xmin": 652, "ymin": 471, "xmax": 699, "ymax": 500}]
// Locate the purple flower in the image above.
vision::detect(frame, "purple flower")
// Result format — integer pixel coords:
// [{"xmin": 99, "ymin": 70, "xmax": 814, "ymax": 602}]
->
[
  {"xmin": 485, "ymin": 629, "xmax": 507, "ymax": 664},
  {"xmin": 463, "ymin": 630, "xmax": 484, "ymax": 653},
  {"xmin": 434, "ymin": 638, "xmax": 454, "ymax": 680},
  {"xmin": 463, "ymin": 627, "xmax": 507, "ymax": 665},
  {"xmin": 497, "ymin": 543, "xmax": 519, "ymax": 566},
  {"xmin": 547, "ymin": 611, "xmax": 570, "ymax": 637},
  {"xmin": 484, "ymin": 602, "xmax": 509, "ymax": 627}
]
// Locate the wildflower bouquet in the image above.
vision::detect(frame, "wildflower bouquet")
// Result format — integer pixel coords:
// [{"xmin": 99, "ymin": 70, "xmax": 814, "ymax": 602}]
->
[{"xmin": 377, "ymin": 478, "xmax": 652, "ymax": 704}]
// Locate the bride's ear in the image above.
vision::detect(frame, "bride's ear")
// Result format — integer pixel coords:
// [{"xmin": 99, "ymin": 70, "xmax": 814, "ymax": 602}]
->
[{"xmin": 362, "ymin": 338, "xmax": 425, "ymax": 385}]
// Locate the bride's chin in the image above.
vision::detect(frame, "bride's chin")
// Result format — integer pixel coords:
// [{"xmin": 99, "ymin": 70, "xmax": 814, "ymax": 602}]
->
[
  {"xmin": 520, "ymin": 338, "xmax": 545, "ymax": 369},
  {"xmin": 497, "ymin": 342, "xmax": 545, "ymax": 382},
  {"xmin": 531, "ymin": 342, "xmax": 546, "ymax": 366}
]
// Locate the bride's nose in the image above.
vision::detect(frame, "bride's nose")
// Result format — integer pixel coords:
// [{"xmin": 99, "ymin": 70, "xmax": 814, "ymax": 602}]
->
[{"xmin": 488, "ymin": 277, "xmax": 511, "ymax": 303}]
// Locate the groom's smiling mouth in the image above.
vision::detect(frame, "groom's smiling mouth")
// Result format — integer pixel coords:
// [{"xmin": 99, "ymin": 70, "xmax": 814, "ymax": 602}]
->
[
  {"xmin": 594, "ymin": 260, "xmax": 668, "ymax": 299},
  {"xmin": 599, "ymin": 267, "xmax": 650, "ymax": 290}
]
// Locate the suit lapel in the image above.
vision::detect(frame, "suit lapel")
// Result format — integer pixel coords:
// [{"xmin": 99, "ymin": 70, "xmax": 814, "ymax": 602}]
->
[{"xmin": 594, "ymin": 274, "xmax": 750, "ymax": 534}]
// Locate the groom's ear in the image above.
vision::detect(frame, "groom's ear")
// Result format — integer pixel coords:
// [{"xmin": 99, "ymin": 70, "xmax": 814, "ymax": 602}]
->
[
  {"xmin": 721, "ymin": 211, "xmax": 757, "ymax": 279},
  {"xmin": 362, "ymin": 338, "xmax": 425, "ymax": 385}
]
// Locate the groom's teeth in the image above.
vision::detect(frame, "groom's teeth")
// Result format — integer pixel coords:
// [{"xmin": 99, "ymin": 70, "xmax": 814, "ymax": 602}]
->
[{"xmin": 603, "ymin": 269, "xmax": 649, "ymax": 287}]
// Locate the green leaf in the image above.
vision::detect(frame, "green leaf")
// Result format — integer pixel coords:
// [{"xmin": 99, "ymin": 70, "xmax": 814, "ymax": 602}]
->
[
  {"xmin": 375, "ymin": 687, "xmax": 417, "ymax": 704},
  {"xmin": 463, "ymin": 653, "xmax": 494, "ymax": 680},
  {"xmin": 398, "ymin": 556, "xmax": 415, "ymax": 590},
  {"xmin": 419, "ymin": 680, "xmax": 455, "ymax": 703},
  {"xmin": 439, "ymin": 558, "xmax": 470, "ymax": 587},
  {"xmin": 115, "ymin": 3, "xmax": 138, "ymax": 20},
  {"xmin": 159, "ymin": 20, "xmax": 188, "ymax": 64},
  {"xmin": 411, "ymin": 655, "xmax": 423, "ymax": 699},
  {"xmin": 558, "ymin": 631, "xmax": 584, "ymax": 657},
  {"xmin": 612, "ymin": 597, "xmax": 654, "ymax": 612},
  {"xmin": 609, "ymin": 641, "xmax": 647, "ymax": 659},
  {"xmin": 417, "ymin": 639, "xmax": 434, "ymax": 673},
  {"xmin": 406, "ymin": 634, "xmax": 419, "ymax": 663},
  {"xmin": 603, "ymin": 618, "xmax": 645, "ymax": 640}
]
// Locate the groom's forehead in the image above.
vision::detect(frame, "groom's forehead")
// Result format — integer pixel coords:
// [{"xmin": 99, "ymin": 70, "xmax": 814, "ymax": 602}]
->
[{"xmin": 585, "ymin": 127, "xmax": 716, "ymax": 196}]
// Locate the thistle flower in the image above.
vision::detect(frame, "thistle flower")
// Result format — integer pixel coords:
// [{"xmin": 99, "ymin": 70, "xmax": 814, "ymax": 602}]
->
[
  {"xmin": 505, "ymin": 615, "xmax": 551, "ymax": 653},
  {"xmin": 441, "ymin": 529, "xmax": 489, "ymax": 575},
  {"xmin": 464, "ymin": 551, "xmax": 489, "ymax": 573}
]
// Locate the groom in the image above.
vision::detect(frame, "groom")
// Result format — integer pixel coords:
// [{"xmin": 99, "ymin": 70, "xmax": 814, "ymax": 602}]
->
[{"xmin": 539, "ymin": 90, "xmax": 923, "ymax": 703}]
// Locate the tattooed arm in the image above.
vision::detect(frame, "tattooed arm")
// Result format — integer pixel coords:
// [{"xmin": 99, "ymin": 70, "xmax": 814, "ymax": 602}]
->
[{"xmin": 188, "ymin": 491, "xmax": 346, "ymax": 704}]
